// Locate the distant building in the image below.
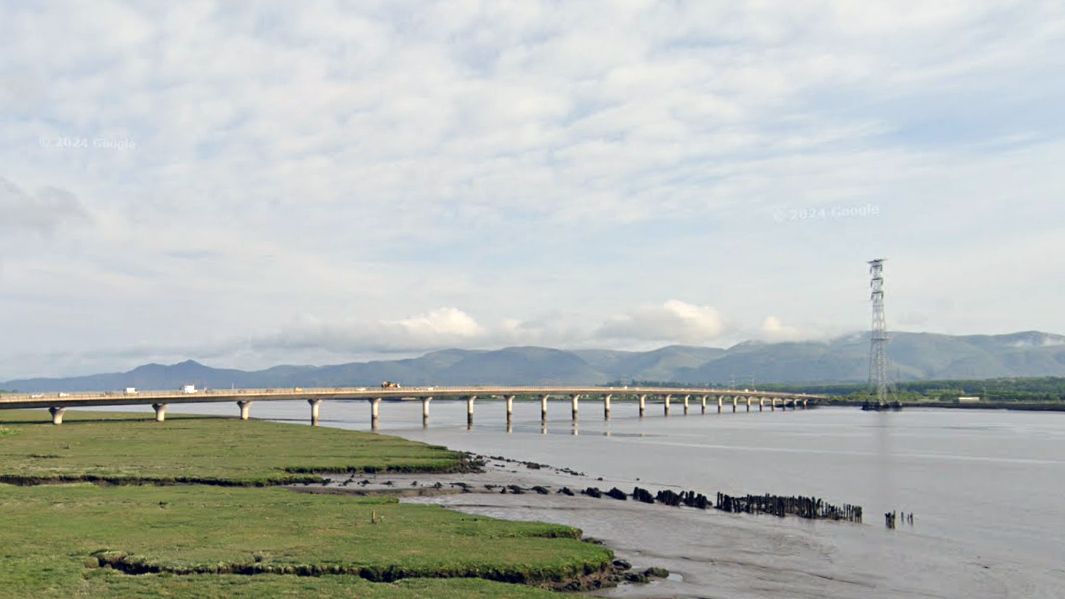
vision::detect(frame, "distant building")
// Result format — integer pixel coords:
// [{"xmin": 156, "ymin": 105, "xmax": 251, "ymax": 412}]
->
[{"xmin": 958, "ymin": 396, "xmax": 981, "ymax": 403}]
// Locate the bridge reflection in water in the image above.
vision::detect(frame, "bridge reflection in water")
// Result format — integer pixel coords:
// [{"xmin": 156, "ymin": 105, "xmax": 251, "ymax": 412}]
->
[{"xmin": 0, "ymin": 386, "xmax": 820, "ymax": 427}]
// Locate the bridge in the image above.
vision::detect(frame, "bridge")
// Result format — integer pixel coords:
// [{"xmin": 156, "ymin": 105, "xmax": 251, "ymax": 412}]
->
[{"xmin": 0, "ymin": 386, "xmax": 823, "ymax": 427}]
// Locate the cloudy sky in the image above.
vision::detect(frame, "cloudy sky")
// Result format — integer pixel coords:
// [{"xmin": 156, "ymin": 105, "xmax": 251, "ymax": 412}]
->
[{"xmin": 2, "ymin": 0, "xmax": 1064, "ymax": 378}]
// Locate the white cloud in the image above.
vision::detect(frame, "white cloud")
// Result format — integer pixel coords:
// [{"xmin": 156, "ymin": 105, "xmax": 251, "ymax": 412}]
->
[
  {"xmin": 758, "ymin": 316, "xmax": 804, "ymax": 342},
  {"xmin": 251, "ymin": 308, "xmax": 485, "ymax": 354},
  {"xmin": 594, "ymin": 300, "xmax": 728, "ymax": 343},
  {"xmin": 1, "ymin": 1, "xmax": 1064, "ymax": 377}
]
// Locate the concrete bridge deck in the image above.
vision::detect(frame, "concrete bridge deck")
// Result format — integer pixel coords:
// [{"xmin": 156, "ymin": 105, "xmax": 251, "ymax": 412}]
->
[{"xmin": 0, "ymin": 386, "xmax": 823, "ymax": 426}]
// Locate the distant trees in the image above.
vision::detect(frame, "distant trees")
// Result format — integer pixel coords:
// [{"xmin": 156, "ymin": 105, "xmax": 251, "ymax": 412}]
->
[
  {"xmin": 626, "ymin": 377, "xmax": 1065, "ymax": 403},
  {"xmin": 603, "ymin": 380, "xmax": 725, "ymax": 389}
]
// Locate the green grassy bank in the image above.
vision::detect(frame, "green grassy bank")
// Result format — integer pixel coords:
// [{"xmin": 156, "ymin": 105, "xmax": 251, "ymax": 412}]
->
[
  {"xmin": 0, "ymin": 411, "xmax": 614, "ymax": 598},
  {"xmin": 0, "ymin": 411, "xmax": 466, "ymax": 485}
]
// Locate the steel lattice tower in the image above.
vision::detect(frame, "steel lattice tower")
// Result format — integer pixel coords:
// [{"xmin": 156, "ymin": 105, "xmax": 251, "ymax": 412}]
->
[{"xmin": 868, "ymin": 259, "xmax": 888, "ymax": 406}]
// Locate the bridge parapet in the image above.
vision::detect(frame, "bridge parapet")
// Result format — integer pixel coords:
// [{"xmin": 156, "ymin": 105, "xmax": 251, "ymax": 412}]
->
[{"xmin": 0, "ymin": 385, "xmax": 823, "ymax": 426}]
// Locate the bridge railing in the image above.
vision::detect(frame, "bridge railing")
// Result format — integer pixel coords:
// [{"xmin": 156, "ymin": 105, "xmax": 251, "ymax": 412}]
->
[{"xmin": 0, "ymin": 386, "xmax": 822, "ymax": 403}]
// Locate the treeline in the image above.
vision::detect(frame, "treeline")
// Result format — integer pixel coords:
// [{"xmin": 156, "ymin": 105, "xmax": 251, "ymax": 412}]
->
[
  {"xmin": 604, "ymin": 380, "xmax": 728, "ymax": 389},
  {"xmin": 754, "ymin": 377, "xmax": 1065, "ymax": 402},
  {"xmin": 606, "ymin": 378, "xmax": 1065, "ymax": 402}
]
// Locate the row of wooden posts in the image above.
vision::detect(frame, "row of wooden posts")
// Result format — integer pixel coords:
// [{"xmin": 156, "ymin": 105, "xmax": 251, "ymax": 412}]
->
[
  {"xmin": 715, "ymin": 492, "xmax": 864, "ymax": 523},
  {"xmin": 884, "ymin": 511, "xmax": 914, "ymax": 529}
]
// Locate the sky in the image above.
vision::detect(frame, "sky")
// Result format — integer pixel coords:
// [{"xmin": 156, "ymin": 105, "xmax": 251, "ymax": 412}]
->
[{"xmin": 2, "ymin": 0, "xmax": 1064, "ymax": 379}]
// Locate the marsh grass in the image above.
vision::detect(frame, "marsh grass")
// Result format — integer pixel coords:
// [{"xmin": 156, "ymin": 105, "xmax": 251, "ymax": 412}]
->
[
  {"xmin": 0, "ymin": 411, "xmax": 464, "ymax": 485},
  {"xmin": 0, "ymin": 412, "xmax": 612, "ymax": 597},
  {"xmin": 0, "ymin": 485, "xmax": 609, "ymax": 597}
]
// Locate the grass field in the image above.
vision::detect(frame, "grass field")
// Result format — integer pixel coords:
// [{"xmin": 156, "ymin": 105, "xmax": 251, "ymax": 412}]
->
[
  {"xmin": 0, "ymin": 411, "xmax": 614, "ymax": 597},
  {"xmin": 0, "ymin": 485, "xmax": 611, "ymax": 598},
  {"xmin": 0, "ymin": 410, "xmax": 465, "ymax": 485}
]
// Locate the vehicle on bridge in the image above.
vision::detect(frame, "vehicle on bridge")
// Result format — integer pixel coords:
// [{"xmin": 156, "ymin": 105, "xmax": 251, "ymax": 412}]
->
[
  {"xmin": 381, "ymin": 381, "xmax": 401, "ymax": 388},
  {"xmin": 182, "ymin": 385, "xmax": 198, "ymax": 394}
]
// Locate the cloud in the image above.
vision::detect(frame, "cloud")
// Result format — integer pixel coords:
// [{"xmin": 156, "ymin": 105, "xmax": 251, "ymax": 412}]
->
[
  {"xmin": 2, "ymin": 1, "xmax": 1065, "ymax": 378},
  {"xmin": 0, "ymin": 177, "xmax": 90, "ymax": 234},
  {"xmin": 248, "ymin": 308, "xmax": 486, "ymax": 354},
  {"xmin": 758, "ymin": 316, "xmax": 804, "ymax": 342},
  {"xmin": 593, "ymin": 300, "xmax": 728, "ymax": 343}
]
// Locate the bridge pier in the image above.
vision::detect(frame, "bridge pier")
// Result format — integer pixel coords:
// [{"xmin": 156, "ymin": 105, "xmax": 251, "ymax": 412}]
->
[
  {"xmin": 370, "ymin": 398, "xmax": 382, "ymax": 430},
  {"xmin": 718, "ymin": 395, "xmax": 723, "ymax": 413},
  {"xmin": 771, "ymin": 398, "xmax": 778, "ymax": 411},
  {"xmin": 541, "ymin": 395, "xmax": 549, "ymax": 422},
  {"xmin": 466, "ymin": 396, "xmax": 477, "ymax": 427},
  {"xmin": 237, "ymin": 400, "xmax": 253, "ymax": 420},
  {"xmin": 701, "ymin": 395, "xmax": 707, "ymax": 414},
  {"xmin": 603, "ymin": 394, "xmax": 612, "ymax": 420},
  {"xmin": 152, "ymin": 403, "xmax": 169, "ymax": 422},
  {"xmin": 746, "ymin": 397, "xmax": 752, "ymax": 412},
  {"xmin": 759, "ymin": 398, "xmax": 764, "ymax": 412},
  {"xmin": 570, "ymin": 394, "xmax": 580, "ymax": 421},
  {"xmin": 663, "ymin": 394, "xmax": 672, "ymax": 416},
  {"xmin": 421, "ymin": 397, "xmax": 433, "ymax": 426},
  {"xmin": 308, "ymin": 399, "xmax": 323, "ymax": 426},
  {"xmin": 49, "ymin": 406, "xmax": 66, "ymax": 425},
  {"xmin": 803, "ymin": 399, "xmax": 809, "ymax": 409},
  {"xmin": 683, "ymin": 394, "xmax": 690, "ymax": 415},
  {"xmin": 505, "ymin": 395, "xmax": 515, "ymax": 424},
  {"xmin": 732, "ymin": 396, "xmax": 738, "ymax": 413},
  {"xmin": 638, "ymin": 394, "xmax": 647, "ymax": 418}
]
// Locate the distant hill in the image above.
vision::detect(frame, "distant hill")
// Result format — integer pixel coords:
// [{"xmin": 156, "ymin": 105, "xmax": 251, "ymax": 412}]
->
[{"xmin": 4, "ymin": 331, "xmax": 1065, "ymax": 392}]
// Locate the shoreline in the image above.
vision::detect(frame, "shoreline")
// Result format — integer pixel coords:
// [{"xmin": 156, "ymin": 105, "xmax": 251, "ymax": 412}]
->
[
  {"xmin": 293, "ymin": 452, "xmax": 874, "ymax": 597},
  {"xmin": 290, "ymin": 455, "xmax": 681, "ymax": 592},
  {"xmin": 322, "ymin": 449, "xmax": 1059, "ymax": 599}
]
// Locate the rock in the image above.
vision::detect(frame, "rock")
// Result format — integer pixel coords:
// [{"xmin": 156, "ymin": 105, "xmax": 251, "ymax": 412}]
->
[{"xmin": 623, "ymin": 572, "xmax": 649, "ymax": 583}]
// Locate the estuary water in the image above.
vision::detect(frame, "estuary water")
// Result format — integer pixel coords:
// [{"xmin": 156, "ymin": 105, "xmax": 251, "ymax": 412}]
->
[{"xmin": 152, "ymin": 400, "xmax": 1065, "ymax": 598}]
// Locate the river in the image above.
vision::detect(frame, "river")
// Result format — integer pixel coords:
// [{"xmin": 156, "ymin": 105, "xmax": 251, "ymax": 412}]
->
[{"xmin": 154, "ymin": 399, "xmax": 1065, "ymax": 598}]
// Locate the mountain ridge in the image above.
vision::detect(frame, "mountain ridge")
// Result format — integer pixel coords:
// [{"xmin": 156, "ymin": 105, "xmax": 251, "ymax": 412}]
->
[{"xmin": 4, "ymin": 331, "xmax": 1065, "ymax": 392}]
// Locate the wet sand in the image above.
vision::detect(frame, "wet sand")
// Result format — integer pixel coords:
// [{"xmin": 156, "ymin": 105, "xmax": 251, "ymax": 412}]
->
[{"xmin": 300, "ymin": 454, "xmax": 1062, "ymax": 599}]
